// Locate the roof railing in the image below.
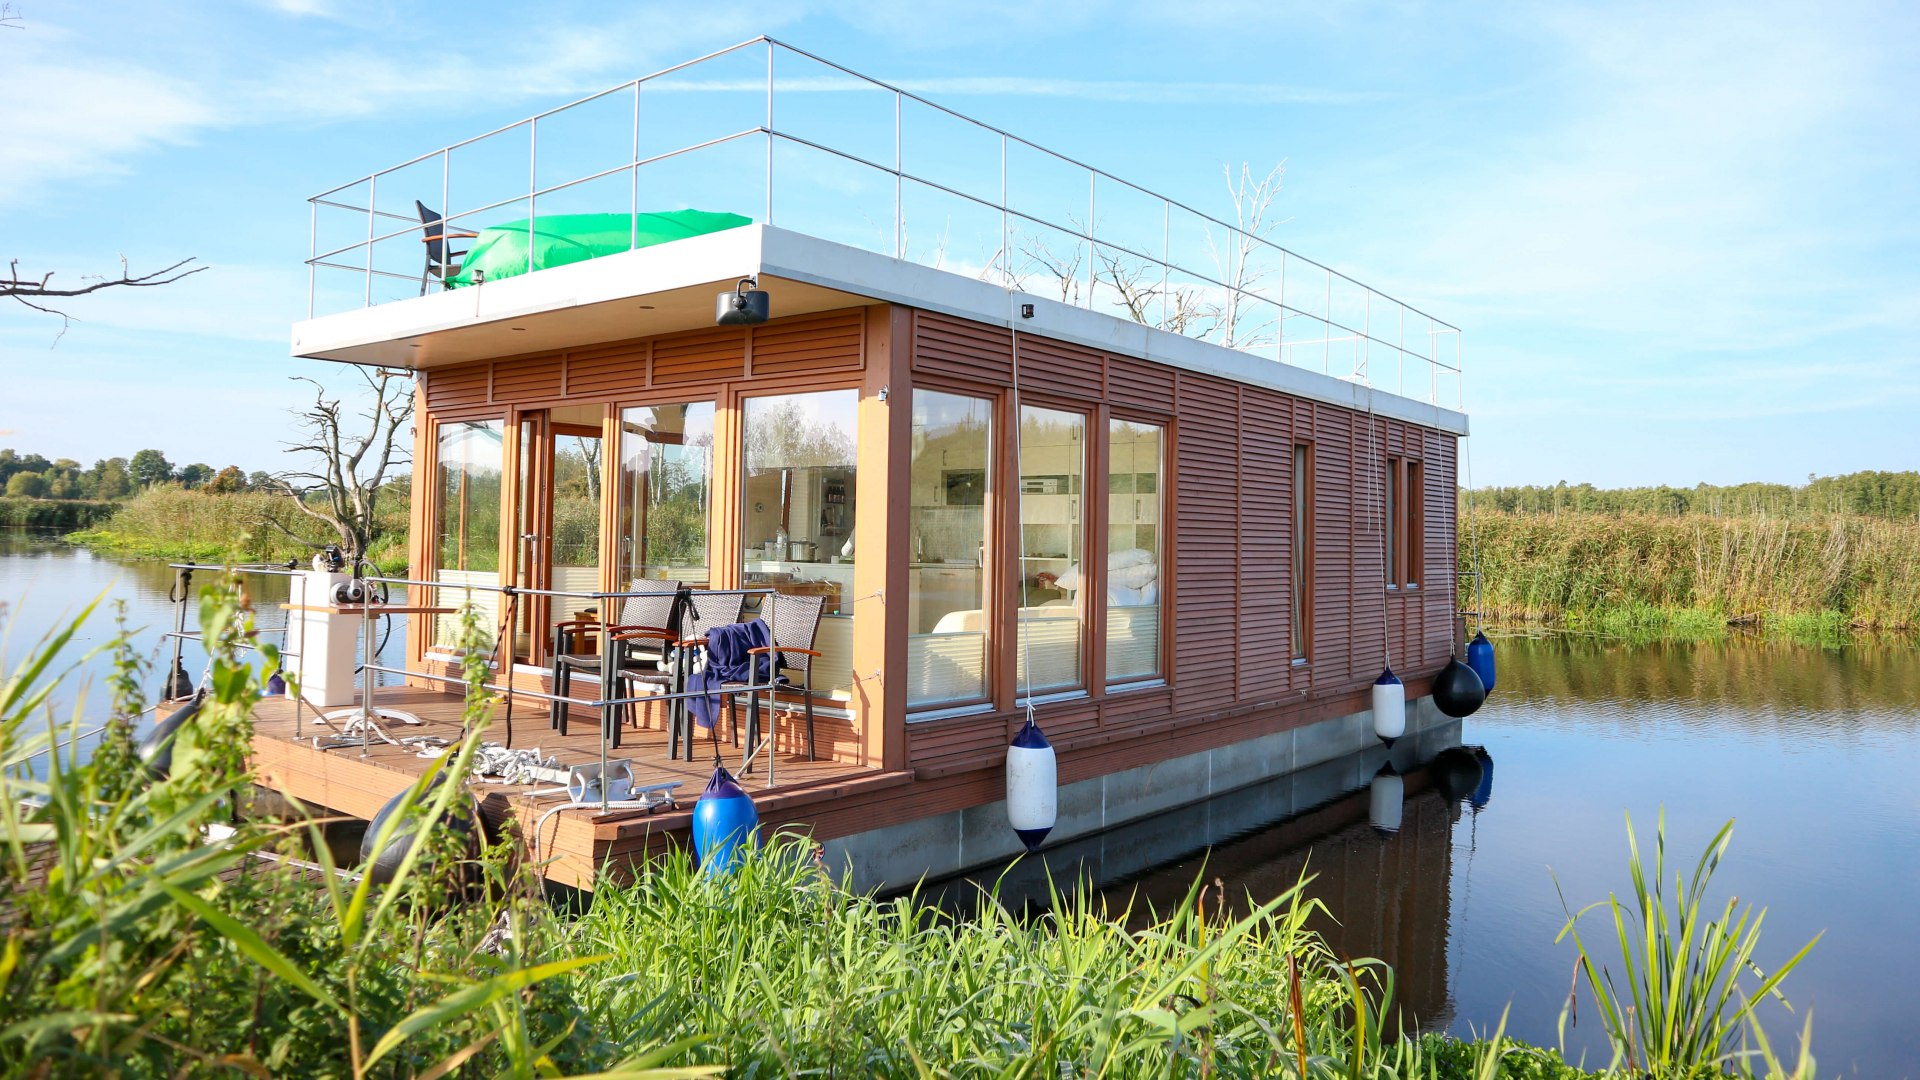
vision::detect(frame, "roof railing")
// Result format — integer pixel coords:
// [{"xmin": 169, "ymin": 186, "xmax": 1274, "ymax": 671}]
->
[{"xmin": 306, "ymin": 36, "xmax": 1461, "ymax": 407}]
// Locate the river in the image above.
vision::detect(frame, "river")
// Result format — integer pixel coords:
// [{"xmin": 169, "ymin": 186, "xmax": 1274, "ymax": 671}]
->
[{"xmin": 4, "ymin": 529, "xmax": 1916, "ymax": 1076}]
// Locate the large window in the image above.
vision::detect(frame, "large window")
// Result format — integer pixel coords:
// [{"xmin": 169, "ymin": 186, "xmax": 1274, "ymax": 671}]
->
[
  {"xmin": 1106, "ymin": 419, "xmax": 1163, "ymax": 683},
  {"xmin": 433, "ymin": 420, "xmax": 503, "ymax": 649},
  {"xmin": 618, "ymin": 402, "xmax": 714, "ymax": 585},
  {"xmin": 1017, "ymin": 405, "xmax": 1086, "ymax": 695},
  {"xmin": 906, "ymin": 391, "xmax": 992, "ymax": 709},
  {"xmin": 741, "ymin": 390, "xmax": 859, "ymax": 699},
  {"xmin": 1293, "ymin": 443, "xmax": 1313, "ymax": 661}
]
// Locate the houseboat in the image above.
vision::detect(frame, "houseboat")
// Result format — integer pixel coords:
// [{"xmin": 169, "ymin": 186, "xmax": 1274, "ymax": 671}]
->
[{"xmin": 256, "ymin": 38, "xmax": 1471, "ymax": 891}]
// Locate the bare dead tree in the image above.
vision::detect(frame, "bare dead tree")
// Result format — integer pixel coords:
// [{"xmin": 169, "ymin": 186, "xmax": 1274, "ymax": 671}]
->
[
  {"xmin": 995, "ymin": 163, "xmax": 1289, "ymax": 346},
  {"xmin": 4, "ymin": 257, "xmax": 207, "ymax": 343},
  {"xmin": 270, "ymin": 368, "xmax": 414, "ymax": 562},
  {"xmin": 1205, "ymin": 162, "xmax": 1290, "ymax": 349}
]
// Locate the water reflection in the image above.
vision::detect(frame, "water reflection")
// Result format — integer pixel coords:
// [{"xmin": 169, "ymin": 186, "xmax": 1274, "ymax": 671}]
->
[
  {"xmin": 0, "ymin": 530, "xmax": 407, "ymax": 759},
  {"xmin": 921, "ymin": 725, "xmax": 1482, "ymax": 1031}
]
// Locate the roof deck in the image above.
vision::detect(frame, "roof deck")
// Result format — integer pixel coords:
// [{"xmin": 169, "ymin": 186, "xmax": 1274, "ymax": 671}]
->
[{"xmin": 301, "ymin": 37, "xmax": 1462, "ymax": 411}]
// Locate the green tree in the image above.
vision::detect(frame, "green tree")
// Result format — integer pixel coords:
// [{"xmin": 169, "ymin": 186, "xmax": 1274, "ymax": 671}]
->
[
  {"xmin": 178, "ymin": 462, "xmax": 214, "ymax": 489},
  {"xmin": 5, "ymin": 472, "xmax": 48, "ymax": 498},
  {"xmin": 209, "ymin": 465, "xmax": 247, "ymax": 493},
  {"xmin": 129, "ymin": 448, "xmax": 173, "ymax": 489},
  {"xmin": 93, "ymin": 458, "xmax": 133, "ymax": 500}
]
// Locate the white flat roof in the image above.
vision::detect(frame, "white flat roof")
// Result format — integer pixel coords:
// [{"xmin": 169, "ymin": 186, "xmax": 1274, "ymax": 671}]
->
[{"xmin": 292, "ymin": 224, "xmax": 1467, "ymax": 435}]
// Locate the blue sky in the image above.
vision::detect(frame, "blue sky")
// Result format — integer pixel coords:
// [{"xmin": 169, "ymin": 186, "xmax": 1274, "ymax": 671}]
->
[{"xmin": 2, "ymin": 0, "xmax": 1915, "ymax": 487}]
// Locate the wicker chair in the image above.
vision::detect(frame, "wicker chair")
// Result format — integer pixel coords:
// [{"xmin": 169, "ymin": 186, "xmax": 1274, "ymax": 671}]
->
[
  {"xmin": 616, "ymin": 589, "xmax": 748, "ymax": 759},
  {"xmin": 731, "ymin": 592, "xmax": 826, "ymax": 777},
  {"xmin": 549, "ymin": 579, "xmax": 682, "ymax": 743}
]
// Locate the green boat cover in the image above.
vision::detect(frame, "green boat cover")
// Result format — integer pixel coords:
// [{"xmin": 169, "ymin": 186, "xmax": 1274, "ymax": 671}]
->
[{"xmin": 447, "ymin": 209, "xmax": 751, "ymax": 287}]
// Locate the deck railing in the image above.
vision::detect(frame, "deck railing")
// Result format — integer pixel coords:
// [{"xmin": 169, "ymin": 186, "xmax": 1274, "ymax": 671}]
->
[
  {"xmin": 306, "ymin": 36, "xmax": 1461, "ymax": 407},
  {"xmin": 158, "ymin": 566, "xmax": 801, "ymax": 801}
]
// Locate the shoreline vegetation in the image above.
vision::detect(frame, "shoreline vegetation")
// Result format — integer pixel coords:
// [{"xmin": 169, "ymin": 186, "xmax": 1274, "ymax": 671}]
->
[
  {"xmin": 1462, "ymin": 510, "xmax": 1919, "ymax": 645},
  {"xmin": 60, "ymin": 485, "xmax": 410, "ymax": 572},
  {"xmin": 27, "ymin": 468, "xmax": 1920, "ymax": 645},
  {"xmin": 3, "ymin": 591, "xmax": 1818, "ymax": 1077}
]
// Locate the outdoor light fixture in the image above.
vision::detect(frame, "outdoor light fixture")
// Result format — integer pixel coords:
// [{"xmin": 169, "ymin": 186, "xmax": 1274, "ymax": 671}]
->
[{"xmin": 716, "ymin": 277, "xmax": 770, "ymax": 326}]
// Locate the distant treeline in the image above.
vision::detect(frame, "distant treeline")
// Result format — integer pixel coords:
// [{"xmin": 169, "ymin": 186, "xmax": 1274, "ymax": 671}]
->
[
  {"xmin": 0, "ymin": 447, "xmax": 272, "ymax": 502},
  {"xmin": 0, "ymin": 498, "xmax": 118, "ymax": 529},
  {"xmin": 1466, "ymin": 470, "xmax": 1919, "ymax": 521}
]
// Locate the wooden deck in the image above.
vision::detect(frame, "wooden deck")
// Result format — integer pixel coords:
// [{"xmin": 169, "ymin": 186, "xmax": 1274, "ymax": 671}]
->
[{"xmin": 249, "ymin": 686, "xmax": 907, "ymax": 889}]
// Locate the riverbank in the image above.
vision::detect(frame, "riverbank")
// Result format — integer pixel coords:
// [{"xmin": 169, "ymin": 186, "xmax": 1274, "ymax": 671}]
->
[
  {"xmin": 61, "ymin": 486, "xmax": 409, "ymax": 571},
  {"xmin": 0, "ymin": 496, "xmax": 116, "ymax": 529},
  {"xmin": 1459, "ymin": 510, "xmax": 1920, "ymax": 645}
]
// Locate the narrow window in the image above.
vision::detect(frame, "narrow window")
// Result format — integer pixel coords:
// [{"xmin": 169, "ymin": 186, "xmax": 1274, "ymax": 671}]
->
[
  {"xmin": 1106, "ymin": 418, "xmax": 1164, "ymax": 684},
  {"xmin": 433, "ymin": 419, "xmax": 504, "ymax": 649},
  {"xmin": 1385, "ymin": 456, "xmax": 1400, "ymax": 589},
  {"xmin": 1292, "ymin": 443, "xmax": 1313, "ymax": 661},
  {"xmin": 1406, "ymin": 460, "xmax": 1425, "ymax": 588},
  {"xmin": 907, "ymin": 390, "xmax": 992, "ymax": 709},
  {"xmin": 1018, "ymin": 405, "xmax": 1086, "ymax": 695}
]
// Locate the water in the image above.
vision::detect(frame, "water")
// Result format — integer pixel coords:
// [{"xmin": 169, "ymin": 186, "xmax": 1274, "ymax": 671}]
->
[
  {"xmin": 933, "ymin": 633, "xmax": 1920, "ymax": 1078},
  {"xmin": 5, "ymin": 531, "xmax": 1916, "ymax": 1075},
  {"xmin": 0, "ymin": 530, "xmax": 408, "ymax": 764}
]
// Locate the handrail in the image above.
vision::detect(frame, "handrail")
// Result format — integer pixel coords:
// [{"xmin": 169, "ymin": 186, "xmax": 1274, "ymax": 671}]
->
[
  {"xmin": 159, "ymin": 565, "xmax": 798, "ymax": 806},
  {"xmin": 304, "ymin": 37, "xmax": 1463, "ymax": 403}
]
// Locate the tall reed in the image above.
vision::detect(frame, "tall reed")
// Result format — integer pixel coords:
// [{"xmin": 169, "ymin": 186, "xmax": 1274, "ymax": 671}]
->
[
  {"xmin": 1460, "ymin": 511, "xmax": 1920, "ymax": 636},
  {"xmin": 1555, "ymin": 813, "xmax": 1819, "ymax": 1079}
]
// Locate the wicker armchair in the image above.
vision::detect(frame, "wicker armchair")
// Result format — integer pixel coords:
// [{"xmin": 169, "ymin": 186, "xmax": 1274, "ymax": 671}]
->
[{"xmin": 549, "ymin": 579, "xmax": 682, "ymax": 742}]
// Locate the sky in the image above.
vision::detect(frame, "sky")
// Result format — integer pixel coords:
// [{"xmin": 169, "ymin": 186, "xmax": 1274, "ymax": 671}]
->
[{"xmin": 1, "ymin": 0, "xmax": 1915, "ymax": 487}]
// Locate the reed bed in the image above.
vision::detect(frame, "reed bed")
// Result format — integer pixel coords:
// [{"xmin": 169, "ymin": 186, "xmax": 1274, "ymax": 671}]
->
[
  {"xmin": 65, "ymin": 486, "xmax": 411, "ymax": 569},
  {"xmin": 1459, "ymin": 511, "xmax": 1920, "ymax": 639}
]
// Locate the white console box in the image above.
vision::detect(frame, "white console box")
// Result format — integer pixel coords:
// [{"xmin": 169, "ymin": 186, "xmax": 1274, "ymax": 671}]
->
[{"xmin": 283, "ymin": 570, "xmax": 360, "ymax": 707}]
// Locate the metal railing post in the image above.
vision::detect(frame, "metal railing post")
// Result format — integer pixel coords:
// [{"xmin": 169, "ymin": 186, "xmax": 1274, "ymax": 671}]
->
[
  {"xmin": 365, "ymin": 173, "xmax": 377, "ymax": 308},
  {"xmin": 895, "ymin": 91, "xmax": 904, "ymax": 260},
  {"xmin": 764, "ymin": 42, "xmax": 775, "ymax": 226},
  {"xmin": 597, "ymin": 611, "xmax": 616, "ymax": 812},
  {"xmin": 528, "ymin": 118, "xmax": 539, "ymax": 276},
  {"xmin": 1085, "ymin": 170, "xmax": 1096, "ymax": 303},
  {"xmin": 631, "ymin": 80, "xmax": 642, "ymax": 251},
  {"xmin": 307, "ymin": 199, "xmax": 317, "ymax": 318}
]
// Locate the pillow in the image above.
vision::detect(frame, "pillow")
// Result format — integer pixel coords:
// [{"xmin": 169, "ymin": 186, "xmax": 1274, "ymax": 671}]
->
[
  {"xmin": 1109, "ymin": 547, "xmax": 1153, "ymax": 570},
  {"xmin": 1053, "ymin": 564, "xmax": 1082, "ymax": 591},
  {"xmin": 1111, "ymin": 562, "xmax": 1157, "ymax": 590}
]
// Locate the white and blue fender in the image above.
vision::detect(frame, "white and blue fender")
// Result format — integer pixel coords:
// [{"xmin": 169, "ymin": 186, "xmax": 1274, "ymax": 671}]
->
[
  {"xmin": 692, "ymin": 765, "xmax": 758, "ymax": 876},
  {"xmin": 1369, "ymin": 762, "xmax": 1404, "ymax": 836},
  {"xmin": 1372, "ymin": 666, "xmax": 1406, "ymax": 746},
  {"xmin": 1006, "ymin": 717, "xmax": 1057, "ymax": 853}
]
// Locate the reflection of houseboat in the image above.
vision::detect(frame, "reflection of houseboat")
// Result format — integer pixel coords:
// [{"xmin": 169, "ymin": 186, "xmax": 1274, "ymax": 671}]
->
[{"xmin": 263, "ymin": 39, "xmax": 1469, "ymax": 890}]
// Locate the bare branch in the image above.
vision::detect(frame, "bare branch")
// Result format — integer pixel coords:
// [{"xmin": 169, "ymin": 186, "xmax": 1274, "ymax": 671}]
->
[{"xmin": 271, "ymin": 370, "xmax": 415, "ymax": 562}]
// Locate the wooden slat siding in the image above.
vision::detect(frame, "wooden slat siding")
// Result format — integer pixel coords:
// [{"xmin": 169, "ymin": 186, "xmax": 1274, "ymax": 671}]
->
[
  {"xmin": 911, "ymin": 311, "xmax": 1013, "ymax": 384},
  {"xmin": 425, "ymin": 363, "xmax": 490, "ymax": 410},
  {"xmin": 1312, "ymin": 407, "xmax": 1355, "ymax": 681},
  {"xmin": 1013, "ymin": 334, "xmax": 1103, "ymax": 400},
  {"xmin": 490, "ymin": 354, "xmax": 563, "ymax": 403},
  {"xmin": 1236, "ymin": 390, "xmax": 1292, "ymax": 701},
  {"xmin": 1422, "ymin": 431, "xmax": 1459, "ymax": 665},
  {"xmin": 1171, "ymin": 372, "xmax": 1240, "ymax": 717},
  {"xmin": 564, "ymin": 342, "xmax": 648, "ymax": 399},
  {"xmin": 1106, "ymin": 354, "xmax": 1172, "ymax": 414},
  {"xmin": 749, "ymin": 310, "xmax": 864, "ymax": 376},
  {"xmin": 652, "ymin": 327, "xmax": 745, "ymax": 384}
]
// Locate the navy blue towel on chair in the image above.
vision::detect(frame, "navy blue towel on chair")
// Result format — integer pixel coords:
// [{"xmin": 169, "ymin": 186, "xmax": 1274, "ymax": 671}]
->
[{"xmin": 688, "ymin": 620, "xmax": 771, "ymax": 728}]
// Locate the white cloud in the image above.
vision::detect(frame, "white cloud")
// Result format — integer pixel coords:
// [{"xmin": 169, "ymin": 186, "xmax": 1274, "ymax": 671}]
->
[{"xmin": 0, "ymin": 59, "xmax": 214, "ymax": 201}]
